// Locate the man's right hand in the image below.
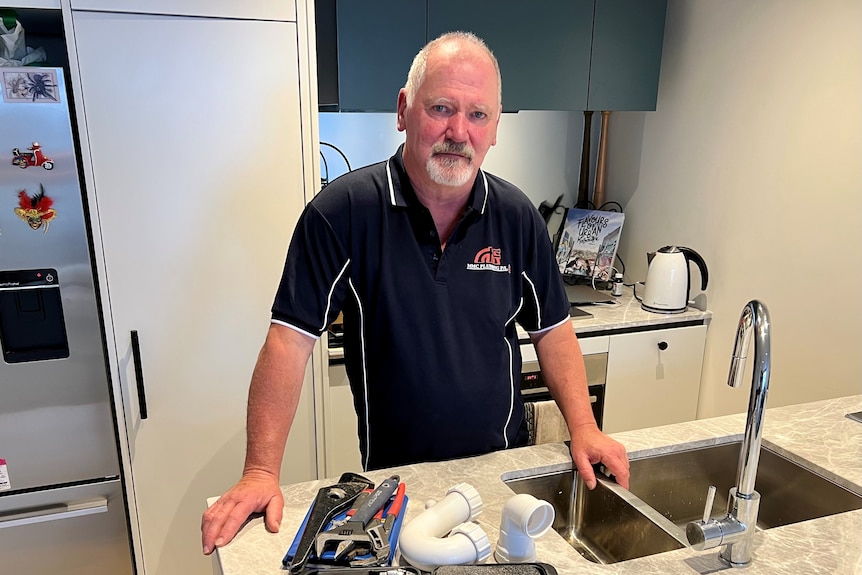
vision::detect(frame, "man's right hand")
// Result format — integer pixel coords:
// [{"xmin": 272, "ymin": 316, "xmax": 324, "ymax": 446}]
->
[{"xmin": 201, "ymin": 470, "xmax": 284, "ymax": 555}]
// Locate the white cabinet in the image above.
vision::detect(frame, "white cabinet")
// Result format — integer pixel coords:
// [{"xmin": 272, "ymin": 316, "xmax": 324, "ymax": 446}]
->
[
  {"xmin": 3, "ymin": 0, "xmax": 59, "ymax": 8},
  {"xmin": 69, "ymin": 0, "xmax": 295, "ymax": 20},
  {"xmin": 324, "ymin": 362, "xmax": 363, "ymax": 477},
  {"xmin": 71, "ymin": 10, "xmax": 316, "ymax": 575},
  {"xmin": 602, "ymin": 325, "xmax": 707, "ymax": 433}
]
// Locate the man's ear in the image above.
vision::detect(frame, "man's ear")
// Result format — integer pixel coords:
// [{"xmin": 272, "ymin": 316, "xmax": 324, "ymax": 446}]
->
[
  {"xmin": 490, "ymin": 104, "xmax": 502, "ymax": 146},
  {"xmin": 396, "ymin": 89, "xmax": 408, "ymax": 132}
]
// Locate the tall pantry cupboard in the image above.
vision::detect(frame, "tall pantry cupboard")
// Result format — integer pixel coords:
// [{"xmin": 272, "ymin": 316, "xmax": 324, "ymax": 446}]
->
[{"xmin": 67, "ymin": 2, "xmax": 320, "ymax": 573}]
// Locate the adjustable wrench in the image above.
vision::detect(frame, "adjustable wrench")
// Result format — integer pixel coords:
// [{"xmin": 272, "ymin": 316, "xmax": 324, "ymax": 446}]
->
[
  {"xmin": 287, "ymin": 472, "xmax": 374, "ymax": 574},
  {"xmin": 315, "ymin": 475, "xmax": 400, "ymax": 563}
]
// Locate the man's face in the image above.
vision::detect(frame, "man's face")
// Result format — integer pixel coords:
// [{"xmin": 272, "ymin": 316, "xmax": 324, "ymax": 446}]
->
[{"xmin": 397, "ymin": 43, "xmax": 501, "ymax": 191}]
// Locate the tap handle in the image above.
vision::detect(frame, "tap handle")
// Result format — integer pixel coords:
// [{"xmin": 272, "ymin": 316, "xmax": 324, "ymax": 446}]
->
[
  {"xmin": 687, "ymin": 485, "xmax": 726, "ymax": 551},
  {"xmin": 702, "ymin": 485, "xmax": 717, "ymax": 523}
]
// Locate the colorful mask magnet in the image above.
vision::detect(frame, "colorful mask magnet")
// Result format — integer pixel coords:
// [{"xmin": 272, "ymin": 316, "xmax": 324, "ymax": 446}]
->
[
  {"xmin": 11, "ymin": 141, "xmax": 53, "ymax": 170},
  {"xmin": 14, "ymin": 185, "xmax": 57, "ymax": 232}
]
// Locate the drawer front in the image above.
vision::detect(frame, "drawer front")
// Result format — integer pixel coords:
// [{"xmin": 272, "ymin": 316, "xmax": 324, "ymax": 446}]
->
[{"xmin": 0, "ymin": 480, "xmax": 133, "ymax": 574}]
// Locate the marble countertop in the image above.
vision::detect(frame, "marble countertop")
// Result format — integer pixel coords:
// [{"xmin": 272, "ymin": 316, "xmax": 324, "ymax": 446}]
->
[
  {"xmin": 544, "ymin": 284, "xmax": 712, "ymax": 337},
  {"xmin": 213, "ymin": 395, "xmax": 862, "ymax": 575}
]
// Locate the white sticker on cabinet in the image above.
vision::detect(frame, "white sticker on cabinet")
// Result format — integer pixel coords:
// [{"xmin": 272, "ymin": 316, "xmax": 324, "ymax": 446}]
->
[{"xmin": 0, "ymin": 458, "xmax": 10, "ymax": 491}]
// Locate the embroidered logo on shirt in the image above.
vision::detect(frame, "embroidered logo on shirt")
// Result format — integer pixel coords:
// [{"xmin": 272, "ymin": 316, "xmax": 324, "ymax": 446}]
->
[{"xmin": 466, "ymin": 246, "xmax": 511, "ymax": 273}]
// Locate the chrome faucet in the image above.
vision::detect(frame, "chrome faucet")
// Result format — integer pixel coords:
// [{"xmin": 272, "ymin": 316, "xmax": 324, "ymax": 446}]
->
[{"xmin": 686, "ymin": 300, "xmax": 771, "ymax": 567}]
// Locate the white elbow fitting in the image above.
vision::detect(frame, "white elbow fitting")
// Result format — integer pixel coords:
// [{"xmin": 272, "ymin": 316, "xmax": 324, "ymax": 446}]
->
[
  {"xmin": 494, "ymin": 493, "xmax": 555, "ymax": 563},
  {"xmin": 398, "ymin": 483, "xmax": 491, "ymax": 572}
]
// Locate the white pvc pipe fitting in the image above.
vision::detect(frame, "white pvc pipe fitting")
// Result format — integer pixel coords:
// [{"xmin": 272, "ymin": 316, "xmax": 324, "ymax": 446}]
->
[
  {"xmin": 494, "ymin": 493, "xmax": 555, "ymax": 563},
  {"xmin": 398, "ymin": 483, "xmax": 491, "ymax": 572}
]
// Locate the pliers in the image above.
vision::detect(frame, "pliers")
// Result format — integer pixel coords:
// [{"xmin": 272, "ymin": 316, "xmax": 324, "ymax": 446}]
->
[{"xmin": 365, "ymin": 481, "xmax": 407, "ymax": 558}]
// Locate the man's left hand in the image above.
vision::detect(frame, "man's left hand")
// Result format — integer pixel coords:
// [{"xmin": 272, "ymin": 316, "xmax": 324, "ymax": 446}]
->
[{"xmin": 569, "ymin": 425, "xmax": 630, "ymax": 489}]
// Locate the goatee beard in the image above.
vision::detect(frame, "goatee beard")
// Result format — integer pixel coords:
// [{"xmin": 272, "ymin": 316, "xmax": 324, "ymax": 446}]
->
[{"xmin": 426, "ymin": 140, "xmax": 474, "ymax": 187}]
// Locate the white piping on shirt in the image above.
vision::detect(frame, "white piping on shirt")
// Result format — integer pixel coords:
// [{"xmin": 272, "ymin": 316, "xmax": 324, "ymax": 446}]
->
[
  {"xmin": 502, "ymin": 298, "xmax": 524, "ymax": 449},
  {"xmin": 528, "ymin": 315, "xmax": 570, "ymax": 336},
  {"xmin": 502, "ymin": 336, "xmax": 515, "ymax": 449},
  {"xmin": 346, "ymin": 277, "xmax": 372, "ymax": 471},
  {"xmin": 321, "ymin": 260, "xmax": 352, "ymax": 332},
  {"xmin": 506, "ymin": 297, "xmax": 523, "ymax": 328},
  {"xmin": 386, "ymin": 159, "xmax": 396, "ymax": 205},
  {"xmin": 270, "ymin": 319, "xmax": 320, "ymax": 340},
  {"xmin": 386, "ymin": 159, "xmax": 489, "ymax": 213},
  {"xmin": 479, "ymin": 170, "xmax": 489, "ymax": 214},
  {"xmin": 521, "ymin": 271, "xmax": 542, "ymax": 328}
]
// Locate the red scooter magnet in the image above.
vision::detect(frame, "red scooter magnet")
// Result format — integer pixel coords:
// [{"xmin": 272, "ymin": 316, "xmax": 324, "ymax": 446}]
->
[{"xmin": 12, "ymin": 142, "xmax": 53, "ymax": 170}]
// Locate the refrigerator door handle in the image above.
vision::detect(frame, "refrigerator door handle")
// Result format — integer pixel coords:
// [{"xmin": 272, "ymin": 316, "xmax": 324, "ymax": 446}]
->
[
  {"xmin": 0, "ymin": 497, "xmax": 109, "ymax": 529},
  {"xmin": 130, "ymin": 330, "xmax": 149, "ymax": 420}
]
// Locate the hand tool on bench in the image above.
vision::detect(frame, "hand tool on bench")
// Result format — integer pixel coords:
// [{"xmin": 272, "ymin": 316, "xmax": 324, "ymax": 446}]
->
[
  {"xmin": 328, "ymin": 488, "xmax": 373, "ymax": 529},
  {"xmin": 315, "ymin": 475, "xmax": 400, "ymax": 565},
  {"xmin": 287, "ymin": 472, "xmax": 374, "ymax": 575},
  {"xmin": 351, "ymin": 481, "xmax": 407, "ymax": 567}
]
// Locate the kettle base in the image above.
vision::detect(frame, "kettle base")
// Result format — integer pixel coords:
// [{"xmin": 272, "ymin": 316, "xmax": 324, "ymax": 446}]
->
[{"xmin": 641, "ymin": 303, "xmax": 687, "ymax": 314}]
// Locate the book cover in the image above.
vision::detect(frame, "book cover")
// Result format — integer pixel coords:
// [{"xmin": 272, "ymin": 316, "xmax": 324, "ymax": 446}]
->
[{"xmin": 555, "ymin": 208, "xmax": 625, "ymax": 281}]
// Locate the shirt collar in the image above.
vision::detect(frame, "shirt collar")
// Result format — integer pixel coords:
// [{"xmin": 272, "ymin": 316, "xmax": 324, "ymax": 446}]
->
[{"xmin": 386, "ymin": 145, "xmax": 488, "ymax": 215}]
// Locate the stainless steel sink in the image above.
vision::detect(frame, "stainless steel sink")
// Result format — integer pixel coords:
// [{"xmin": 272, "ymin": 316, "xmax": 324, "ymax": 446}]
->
[
  {"xmin": 504, "ymin": 440, "xmax": 862, "ymax": 564},
  {"xmin": 505, "ymin": 470, "xmax": 687, "ymax": 564},
  {"xmin": 627, "ymin": 440, "xmax": 862, "ymax": 530}
]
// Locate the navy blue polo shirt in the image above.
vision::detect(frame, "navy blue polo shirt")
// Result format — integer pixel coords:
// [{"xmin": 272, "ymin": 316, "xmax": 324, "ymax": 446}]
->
[{"xmin": 272, "ymin": 146, "xmax": 570, "ymax": 470}]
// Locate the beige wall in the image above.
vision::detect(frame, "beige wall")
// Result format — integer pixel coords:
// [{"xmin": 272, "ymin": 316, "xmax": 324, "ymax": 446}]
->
[{"xmin": 608, "ymin": 0, "xmax": 862, "ymax": 417}]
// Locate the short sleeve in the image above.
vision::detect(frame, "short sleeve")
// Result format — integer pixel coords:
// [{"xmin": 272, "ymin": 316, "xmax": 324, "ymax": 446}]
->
[{"xmin": 271, "ymin": 201, "xmax": 351, "ymax": 336}]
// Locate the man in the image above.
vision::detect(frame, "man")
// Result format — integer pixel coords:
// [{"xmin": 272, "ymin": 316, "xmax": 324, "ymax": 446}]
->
[{"xmin": 201, "ymin": 31, "xmax": 629, "ymax": 555}]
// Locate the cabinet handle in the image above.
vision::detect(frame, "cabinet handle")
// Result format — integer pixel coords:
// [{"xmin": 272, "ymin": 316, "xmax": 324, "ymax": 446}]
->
[
  {"xmin": 0, "ymin": 497, "xmax": 108, "ymax": 529},
  {"xmin": 657, "ymin": 341, "xmax": 669, "ymax": 351},
  {"xmin": 130, "ymin": 330, "xmax": 149, "ymax": 420}
]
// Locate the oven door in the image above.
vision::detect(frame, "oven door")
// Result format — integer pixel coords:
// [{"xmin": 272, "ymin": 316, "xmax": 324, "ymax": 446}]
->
[{"xmin": 520, "ymin": 336, "xmax": 609, "ymax": 430}]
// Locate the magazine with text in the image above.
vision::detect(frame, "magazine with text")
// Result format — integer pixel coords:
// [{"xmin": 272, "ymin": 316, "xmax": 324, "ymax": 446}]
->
[{"xmin": 554, "ymin": 208, "xmax": 625, "ymax": 281}]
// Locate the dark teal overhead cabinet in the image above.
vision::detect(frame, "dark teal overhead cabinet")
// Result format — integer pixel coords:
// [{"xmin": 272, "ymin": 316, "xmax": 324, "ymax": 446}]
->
[
  {"xmin": 318, "ymin": 0, "xmax": 667, "ymax": 112},
  {"xmin": 427, "ymin": 0, "xmax": 594, "ymax": 112},
  {"xmin": 331, "ymin": 0, "xmax": 425, "ymax": 112},
  {"xmin": 588, "ymin": 0, "xmax": 668, "ymax": 111}
]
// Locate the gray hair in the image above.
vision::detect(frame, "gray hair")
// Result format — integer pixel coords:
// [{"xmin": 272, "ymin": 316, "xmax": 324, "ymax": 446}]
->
[{"xmin": 403, "ymin": 31, "xmax": 502, "ymax": 108}]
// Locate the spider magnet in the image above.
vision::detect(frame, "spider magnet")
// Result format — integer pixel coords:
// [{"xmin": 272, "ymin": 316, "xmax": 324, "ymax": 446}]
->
[
  {"xmin": 2, "ymin": 69, "xmax": 59, "ymax": 103},
  {"xmin": 12, "ymin": 142, "xmax": 53, "ymax": 170},
  {"xmin": 14, "ymin": 185, "xmax": 57, "ymax": 232}
]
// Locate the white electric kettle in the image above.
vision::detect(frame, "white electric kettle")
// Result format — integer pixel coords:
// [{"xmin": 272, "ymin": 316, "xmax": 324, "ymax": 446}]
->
[{"xmin": 639, "ymin": 246, "xmax": 709, "ymax": 313}]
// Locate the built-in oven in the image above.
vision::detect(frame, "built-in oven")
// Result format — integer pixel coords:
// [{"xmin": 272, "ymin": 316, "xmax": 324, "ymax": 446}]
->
[{"xmin": 519, "ymin": 335, "xmax": 608, "ymax": 429}]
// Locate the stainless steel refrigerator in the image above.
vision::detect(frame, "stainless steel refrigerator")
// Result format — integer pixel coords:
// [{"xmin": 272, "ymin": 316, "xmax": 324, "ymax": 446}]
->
[{"xmin": 0, "ymin": 66, "xmax": 134, "ymax": 574}]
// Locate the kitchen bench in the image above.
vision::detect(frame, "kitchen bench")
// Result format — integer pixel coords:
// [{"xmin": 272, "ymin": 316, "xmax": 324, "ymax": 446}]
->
[{"xmin": 211, "ymin": 395, "xmax": 862, "ymax": 575}]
